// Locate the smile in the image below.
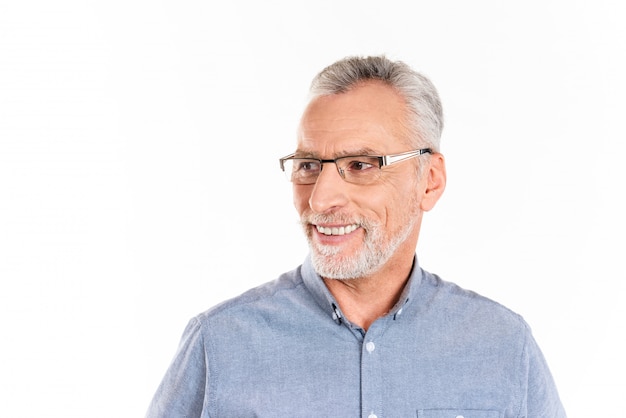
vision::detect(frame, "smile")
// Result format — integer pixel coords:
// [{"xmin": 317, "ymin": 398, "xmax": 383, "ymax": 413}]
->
[{"xmin": 315, "ymin": 224, "xmax": 360, "ymax": 236}]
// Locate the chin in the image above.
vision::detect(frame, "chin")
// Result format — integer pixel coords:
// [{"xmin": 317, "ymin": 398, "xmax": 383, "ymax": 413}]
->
[{"xmin": 309, "ymin": 245, "xmax": 383, "ymax": 280}]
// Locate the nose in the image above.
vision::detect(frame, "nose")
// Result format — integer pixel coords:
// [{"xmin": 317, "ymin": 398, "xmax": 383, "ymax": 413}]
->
[{"xmin": 308, "ymin": 162, "xmax": 349, "ymax": 214}]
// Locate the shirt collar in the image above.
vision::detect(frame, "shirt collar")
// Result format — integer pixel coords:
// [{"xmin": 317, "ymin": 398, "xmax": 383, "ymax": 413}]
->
[{"xmin": 301, "ymin": 254, "xmax": 424, "ymax": 325}]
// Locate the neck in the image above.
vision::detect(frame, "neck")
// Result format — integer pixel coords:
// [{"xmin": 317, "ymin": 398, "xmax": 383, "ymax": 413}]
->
[{"xmin": 323, "ymin": 251, "xmax": 414, "ymax": 331}]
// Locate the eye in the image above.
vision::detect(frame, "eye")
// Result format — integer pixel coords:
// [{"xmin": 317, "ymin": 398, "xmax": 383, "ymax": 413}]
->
[
  {"xmin": 295, "ymin": 160, "xmax": 320, "ymax": 173},
  {"xmin": 344, "ymin": 158, "xmax": 377, "ymax": 172}
]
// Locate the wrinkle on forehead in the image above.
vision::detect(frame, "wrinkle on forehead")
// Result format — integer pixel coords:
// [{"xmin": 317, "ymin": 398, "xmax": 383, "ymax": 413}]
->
[
  {"xmin": 296, "ymin": 82, "xmax": 413, "ymax": 158},
  {"xmin": 294, "ymin": 146, "xmax": 382, "ymax": 159}
]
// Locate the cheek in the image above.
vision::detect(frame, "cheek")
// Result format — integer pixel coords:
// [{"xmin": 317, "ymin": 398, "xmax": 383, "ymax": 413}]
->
[
  {"xmin": 293, "ymin": 185, "xmax": 312, "ymax": 214},
  {"xmin": 378, "ymin": 181, "xmax": 420, "ymax": 224},
  {"xmin": 352, "ymin": 192, "xmax": 389, "ymax": 224}
]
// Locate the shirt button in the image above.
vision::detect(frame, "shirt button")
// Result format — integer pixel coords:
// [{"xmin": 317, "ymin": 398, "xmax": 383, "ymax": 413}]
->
[
  {"xmin": 368, "ymin": 414, "xmax": 378, "ymax": 418},
  {"xmin": 456, "ymin": 415, "xmax": 464, "ymax": 418},
  {"xmin": 365, "ymin": 341, "xmax": 376, "ymax": 353}
]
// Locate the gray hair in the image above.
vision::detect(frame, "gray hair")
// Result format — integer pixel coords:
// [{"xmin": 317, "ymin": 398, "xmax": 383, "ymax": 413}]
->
[{"xmin": 309, "ymin": 55, "xmax": 443, "ymax": 152}]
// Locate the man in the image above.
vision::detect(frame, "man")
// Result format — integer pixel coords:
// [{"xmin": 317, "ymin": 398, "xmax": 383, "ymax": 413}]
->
[{"xmin": 146, "ymin": 55, "xmax": 566, "ymax": 417}]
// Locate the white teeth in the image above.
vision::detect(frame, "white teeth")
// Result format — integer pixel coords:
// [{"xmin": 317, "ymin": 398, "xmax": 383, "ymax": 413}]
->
[{"xmin": 316, "ymin": 224, "xmax": 359, "ymax": 236}]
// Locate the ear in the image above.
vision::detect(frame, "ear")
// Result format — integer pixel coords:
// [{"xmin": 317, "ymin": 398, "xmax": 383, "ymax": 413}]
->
[{"xmin": 419, "ymin": 153, "xmax": 446, "ymax": 212}]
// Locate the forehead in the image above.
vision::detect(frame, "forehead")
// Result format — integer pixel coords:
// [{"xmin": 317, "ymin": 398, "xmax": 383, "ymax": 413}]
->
[{"xmin": 297, "ymin": 81, "xmax": 409, "ymax": 156}]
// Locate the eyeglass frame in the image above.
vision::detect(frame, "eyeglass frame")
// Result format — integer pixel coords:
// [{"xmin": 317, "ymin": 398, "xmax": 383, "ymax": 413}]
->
[{"xmin": 279, "ymin": 148, "xmax": 432, "ymax": 185}]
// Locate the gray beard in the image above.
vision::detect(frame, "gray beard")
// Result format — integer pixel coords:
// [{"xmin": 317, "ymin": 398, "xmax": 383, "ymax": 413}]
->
[{"xmin": 303, "ymin": 214, "xmax": 417, "ymax": 280}]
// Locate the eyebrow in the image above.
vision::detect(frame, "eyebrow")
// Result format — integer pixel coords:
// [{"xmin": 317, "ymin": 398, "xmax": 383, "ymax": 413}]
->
[{"xmin": 294, "ymin": 147, "xmax": 381, "ymax": 159}]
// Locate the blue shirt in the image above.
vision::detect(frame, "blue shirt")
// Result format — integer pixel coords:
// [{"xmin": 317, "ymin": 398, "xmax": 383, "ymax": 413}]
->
[{"xmin": 146, "ymin": 256, "xmax": 566, "ymax": 417}]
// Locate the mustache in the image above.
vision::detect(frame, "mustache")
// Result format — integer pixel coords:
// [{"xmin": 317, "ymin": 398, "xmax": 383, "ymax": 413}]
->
[
  {"xmin": 300, "ymin": 212, "xmax": 381, "ymax": 231},
  {"xmin": 302, "ymin": 212, "xmax": 360, "ymax": 226}
]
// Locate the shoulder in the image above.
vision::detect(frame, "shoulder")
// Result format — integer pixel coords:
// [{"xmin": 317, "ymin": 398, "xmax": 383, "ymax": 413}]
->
[
  {"xmin": 193, "ymin": 265, "xmax": 308, "ymax": 324},
  {"xmin": 419, "ymin": 269, "xmax": 530, "ymax": 335}
]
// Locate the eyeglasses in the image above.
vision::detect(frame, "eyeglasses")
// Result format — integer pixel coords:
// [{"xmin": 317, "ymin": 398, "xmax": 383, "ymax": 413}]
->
[{"xmin": 279, "ymin": 148, "xmax": 432, "ymax": 185}]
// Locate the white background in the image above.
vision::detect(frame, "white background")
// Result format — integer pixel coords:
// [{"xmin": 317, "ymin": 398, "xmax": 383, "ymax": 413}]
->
[{"xmin": 1, "ymin": 1, "xmax": 624, "ymax": 416}]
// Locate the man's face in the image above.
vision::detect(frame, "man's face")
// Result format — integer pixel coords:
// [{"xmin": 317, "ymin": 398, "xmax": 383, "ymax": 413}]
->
[{"xmin": 294, "ymin": 81, "xmax": 427, "ymax": 280}]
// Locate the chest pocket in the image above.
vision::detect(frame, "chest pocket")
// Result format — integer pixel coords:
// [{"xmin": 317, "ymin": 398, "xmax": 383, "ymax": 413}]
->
[{"xmin": 417, "ymin": 410, "xmax": 501, "ymax": 418}]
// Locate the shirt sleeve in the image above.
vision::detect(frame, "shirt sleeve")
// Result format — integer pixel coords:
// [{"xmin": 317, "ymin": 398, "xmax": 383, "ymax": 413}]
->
[
  {"xmin": 145, "ymin": 317, "xmax": 208, "ymax": 418},
  {"xmin": 523, "ymin": 327, "xmax": 567, "ymax": 417}
]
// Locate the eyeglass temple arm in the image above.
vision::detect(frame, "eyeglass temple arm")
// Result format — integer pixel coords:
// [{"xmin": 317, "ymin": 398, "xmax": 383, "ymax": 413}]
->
[{"xmin": 381, "ymin": 149, "xmax": 431, "ymax": 166}]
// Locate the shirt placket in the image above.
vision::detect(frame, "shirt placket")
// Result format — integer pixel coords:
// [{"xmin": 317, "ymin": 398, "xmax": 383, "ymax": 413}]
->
[{"xmin": 360, "ymin": 322, "xmax": 386, "ymax": 418}]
